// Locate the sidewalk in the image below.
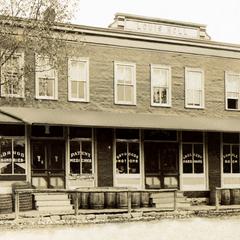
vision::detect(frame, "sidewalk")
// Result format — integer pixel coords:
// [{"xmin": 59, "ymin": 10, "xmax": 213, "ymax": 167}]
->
[{"xmin": 1, "ymin": 205, "xmax": 240, "ymax": 229}]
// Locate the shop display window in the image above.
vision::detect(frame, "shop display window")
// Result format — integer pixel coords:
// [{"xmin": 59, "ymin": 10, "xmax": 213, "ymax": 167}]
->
[
  {"xmin": 0, "ymin": 138, "xmax": 26, "ymax": 175},
  {"xmin": 116, "ymin": 129, "xmax": 140, "ymax": 174},
  {"xmin": 69, "ymin": 127, "xmax": 93, "ymax": 175}
]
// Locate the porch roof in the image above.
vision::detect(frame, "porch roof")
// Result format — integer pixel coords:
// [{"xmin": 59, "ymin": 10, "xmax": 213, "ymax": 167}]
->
[
  {"xmin": 0, "ymin": 111, "xmax": 22, "ymax": 124},
  {"xmin": 0, "ymin": 106, "xmax": 240, "ymax": 132}
]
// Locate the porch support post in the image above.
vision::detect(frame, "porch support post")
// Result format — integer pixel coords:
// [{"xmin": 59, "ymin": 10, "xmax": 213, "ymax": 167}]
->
[{"xmin": 15, "ymin": 191, "xmax": 20, "ymax": 220}]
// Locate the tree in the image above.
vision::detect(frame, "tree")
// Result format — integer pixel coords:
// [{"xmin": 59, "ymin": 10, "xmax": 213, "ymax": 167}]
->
[{"xmin": 0, "ymin": 0, "xmax": 78, "ymax": 98}]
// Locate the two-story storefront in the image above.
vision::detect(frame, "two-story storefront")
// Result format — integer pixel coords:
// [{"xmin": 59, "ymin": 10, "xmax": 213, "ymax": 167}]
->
[{"xmin": 1, "ymin": 13, "xmax": 240, "ymax": 199}]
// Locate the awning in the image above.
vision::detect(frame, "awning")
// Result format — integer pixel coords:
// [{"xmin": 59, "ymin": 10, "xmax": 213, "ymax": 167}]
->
[
  {"xmin": 0, "ymin": 106, "xmax": 240, "ymax": 132},
  {"xmin": 0, "ymin": 111, "xmax": 22, "ymax": 124}
]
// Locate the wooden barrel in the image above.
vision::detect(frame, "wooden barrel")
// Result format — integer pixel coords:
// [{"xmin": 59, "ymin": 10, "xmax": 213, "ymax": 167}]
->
[
  {"xmin": 116, "ymin": 192, "xmax": 128, "ymax": 209},
  {"xmin": 104, "ymin": 192, "xmax": 116, "ymax": 208},
  {"xmin": 230, "ymin": 189, "xmax": 240, "ymax": 205},
  {"xmin": 221, "ymin": 189, "xmax": 231, "ymax": 205},
  {"xmin": 0, "ymin": 194, "xmax": 13, "ymax": 214},
  {"xmin": 131, "ymin": 192, "xmax": 141, "ymax": 208},
  {"xmin": 209, "ymin": 189, "xmax": 221, "ymax": 206},
  {"xmin": 80, "ymin": 192, "xmax": 89, "ymax": 209},
  {"xmin": 89, "ymin": 192, "xmax": 104, "ymax": 209},
  {"xmin": 141, "ymin": 192, "xmax": 150, "ymax": 207}
]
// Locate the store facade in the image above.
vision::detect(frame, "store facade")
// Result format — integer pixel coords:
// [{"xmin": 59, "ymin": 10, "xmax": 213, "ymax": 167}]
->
[{"xmin": 1, "ymin": 13, "xmax": 240, "ymax": 197}]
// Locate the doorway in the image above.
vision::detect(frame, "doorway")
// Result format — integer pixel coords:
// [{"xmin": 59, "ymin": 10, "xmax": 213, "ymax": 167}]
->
[
  {"xmin": 31, "ymin": 140, "xmax": 65, "ymax": 188},
  {"xmin": 144, "ymin": 142, "xmax": 179, "ymax": 189}
]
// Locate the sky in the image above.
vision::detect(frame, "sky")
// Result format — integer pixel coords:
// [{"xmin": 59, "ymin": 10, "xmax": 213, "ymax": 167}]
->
[{"xmin": 73, "ymin": 0, "xmax": 240, "ymax": 44}]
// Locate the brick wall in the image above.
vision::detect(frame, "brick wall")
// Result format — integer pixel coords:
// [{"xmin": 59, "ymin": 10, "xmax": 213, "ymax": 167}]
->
[{"xmin": 2, "ymin": 39, "xmax": 240, "ymax": 120}]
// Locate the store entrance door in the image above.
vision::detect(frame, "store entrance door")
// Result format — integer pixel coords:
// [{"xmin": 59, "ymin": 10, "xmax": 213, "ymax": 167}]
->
[
  {"xmin": 144, "ymin": 142, "xmax": 179, "ymax": 189},
  {"xmin": 31, "ymin": 141, "xmax": 65, "ymax": 188}
]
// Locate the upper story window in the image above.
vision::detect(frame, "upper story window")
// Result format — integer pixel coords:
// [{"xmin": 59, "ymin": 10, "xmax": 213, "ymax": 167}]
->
[
  {"xmin": 151, "ymin": 64, "xmax": 171, "ymax": 107},
  {"xmin": 185, "ymin": 68, "xmax": 204, "ymax": 108},
  {"xmin": 114, "ymin": 61, "xmax": 136, "ymax": 105},
  {"xmin": 35, "ymin": 55, "xmax": 58, "ymax": 100},
  {"xmin": 225, "ymin": 72, "xmax": 240, "ymax": 110},
  {"xmin": 68, "ymin": 57, "xmax": 89, "ymax": 102},
  {"xmin": 1, "ymin": 52, "xmax": 24, "ymax": 98}
]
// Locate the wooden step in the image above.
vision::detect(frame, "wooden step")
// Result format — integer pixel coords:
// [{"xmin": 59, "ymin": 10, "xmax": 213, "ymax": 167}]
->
[
  {"xmin": 34, "ymin": 193, "xmax": 69, "ymax": 201},
  {"xmin": 36, "ymin": 199, "xmax": 71, "ymax": 207},
  {"xmin": 37, "ymin": 205, "xmax": 73, "ymax": 212}
]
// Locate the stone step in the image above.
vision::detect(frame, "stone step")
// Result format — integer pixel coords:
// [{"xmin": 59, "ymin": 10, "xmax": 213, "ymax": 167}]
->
[
  {"xmin": 150, "ymin": 192, "xmax": 175, "ymax": 199},
  {"xmin": 36, "ymin": 199, "xmax": 71, "ymax": 207},
  {"xmin": 34, "ymin": 193, "xmax": 69, "ymax": 201},
  {"xmin": 37, "ymin": 205, "xmax": 73, "ymax": 212},
  {"xmin": 152, "ymin": 198, "xmax": 174, "ymax": 204},
  {"xmin": 155, "ymin": 203, "xmax": 174, "ymax": 209}
]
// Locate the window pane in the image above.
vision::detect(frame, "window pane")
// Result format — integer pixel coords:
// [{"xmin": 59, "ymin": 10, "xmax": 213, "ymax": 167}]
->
[
  {"xmin": 188, "ymin": 71, "xmax": 202, "ymax": 90},
  {"xmin": 116, "ymin": 129, "xmax": 139, "ymax": 140},
  {"xmin": 232, "ymin": 145, "xmax": 240, "ymax": 173},
  {"xmin": 82, "ymin": 141, "xmax": 92, "ymax": 174},
  {"xmin": 153, "ymin": 87, "xmax": 160, "ymax": 103},
  {"xmin": 116, "ymin": 142, "xmax": 127, "ymax": 174},
  {"xmin": 70, "ymin": 61, "xmax": 86, "ymax": 80},
  {"xmin": 0, "ymin": 139, "xmax": 12, "ymax": 174},
  {"xmin": 182, "ymin": 144, "xmax": 193, "ymax": 173},
  {"xmin": 194, "ymin": 144, "xmax": 204, "ymax": 173},
  {"xmin": 78, "ymin": 81, "xmax": 85, "ymax": 99},
  {"xmin": 129, "ymin": 143, "xmax": 140, "ymax": 174},
  {"xmin": 194, "ymin": 90, "xmax": 201, "ymax": 106},
  {"xmin": 70, "ymin": 141, "xmax": 80, "ymax": 174},
  {"xmin": 223, "ymin": 145, "xmax": 231, "ymax": 173},
  {"xmin": 227, "ymin": 98, "xmax": 238, "ymax": 109},
  {"xmin": 160, "ymin": 88, "xmax": 167, "ymax": 104},
  {"xmin": 125, "ymin": 66, "xmax": 133, "ymax": 84},
  {"xmin": 32, "ymin": 143, "xmax": 46, "ymax": 171},
  {"xmin": 223, "ymin": 133, "xmax": 239, "ymax": 144},
  {"xmin": 71, "ymin": 81, "xmax": 85, "ymax": 99},
  {"xmin": 117, "ymin": 65, "xmax": 125, "ymax": 83},
  {"xmin": 71, "ymin": 81, "xmax": 78, "ymax": 98},
  {"xmin": 13, "ymin": 139, "xmax": 25, "ymax": 174},
  {"xmin": 117, "ymin": 85, "xmax": 125, "ymax": 102},
  {"xmin": 39, "ymin": 78, "xmax": 54, "ymax": 97},
  {"xmin": 125, "ymin": 85, "xmax": 133, "ymax": 102},
  {"xmin": 227, "ymin": 75, "xmax": 239, "ymax": 92}
]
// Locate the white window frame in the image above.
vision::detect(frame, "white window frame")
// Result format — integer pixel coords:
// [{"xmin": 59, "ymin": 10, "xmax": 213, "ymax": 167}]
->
[
  {"xmin": 68, "ymin": 57, "xmax": 89, "ymax": 102},
  {"xmin": 0, "ymin": 137, "xmax": 26, "ymax": 175},
  {"xmin": 151, "ymin": 64, "xmax": 171, "ymax": 107},
  {"xmin": 225, "ymin": 71, "xmax": 240, "ymax": 111},
  {"xmin": 185, "ymin": 67, "xmax": 204, "ymax": 109},
  {"xmin": 1, "ymin": 52, "xmax": 25, "ymax": 98},
  {"xmin": 114, "ymin": 61, "xmax": 136, "ymax": 105},
  {"xmin": 35, "ymin": 55, "xmax": 58, "ymax": 100}
]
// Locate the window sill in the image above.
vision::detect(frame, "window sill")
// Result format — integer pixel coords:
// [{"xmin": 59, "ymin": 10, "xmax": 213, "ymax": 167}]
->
[
  {"xmin": 35, "ymin": 97, "xmax": 58, "ymax": 101},
  {"xmin": 185, "ymin": 106, "xmax": 205, "ymax": 110},
  {"xmin": 68, "ymin": 98, "xmax": 89, "ymax": 103},
  {"xmin": 0, "ymin": 175, "xmax": 26, "ymax": 181},
  {"xmin": 225, "ymin": 108, "xmax": 240, "ymax": 112},
  {"xmin": 151, "ymin": 104, "xmax": 171, "ymax": 108},
  {"xmin": 1, "ymin": 95, "xmax": 25, "ymax": 99},
  {"xmin": 114, "ymin": 102, "xmax": 137, "ymax": 106}
]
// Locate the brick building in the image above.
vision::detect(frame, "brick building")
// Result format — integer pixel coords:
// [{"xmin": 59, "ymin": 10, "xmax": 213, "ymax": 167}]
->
[{"xmin": 1, "ymin": 13, "xmax": 240, "ymax": 200}]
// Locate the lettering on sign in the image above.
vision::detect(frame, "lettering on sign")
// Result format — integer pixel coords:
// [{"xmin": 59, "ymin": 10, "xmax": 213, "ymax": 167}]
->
[
  {"xmin": 125, "ymin": 20, "xmax": 199, "ymax": 39},
  {"xmin": 0, "ymin": 151, "xmax": 25, "ymax": 163},
  {"xmin": 223, "ymin": 153, "xmax": 238, "ymax": 159},
  {"xmin": 70, "ymin": 151, "xmax": 92, "ymax": 163}
]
